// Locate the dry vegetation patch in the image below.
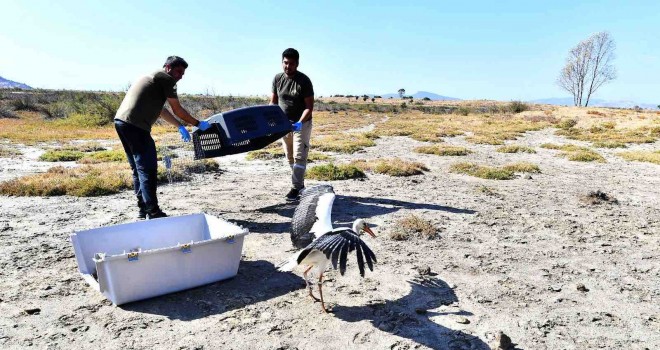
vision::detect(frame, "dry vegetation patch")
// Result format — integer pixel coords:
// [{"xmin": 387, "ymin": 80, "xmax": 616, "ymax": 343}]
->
[
  {"xmin": 350, "ymin": 158, "xmax": 428, "ymax": 176},
  {"xmin": 502, "ymin": 162, "xmax": 541, "ymax": 173},
  {"xmin": 618, "ymin": 151, "xmax": 660, "ymax": 165},
  {"xmin": 246, "ymin": 148, "xmax": 331, "ymax": 162},
  {"xmin": 450, "ymin": 162, "xmax": 515, "ymax": 180},
  {"xmin": 414, "ymin": 144, "xmax": 472, "ymax": 156},
  {"xmin": 496, "ymin": 145, "xmax": 536, "ymax": 153},
  {"xmin": 0, "ymin": 145, "xmax": 21, "ymax": 158},
  {"xmin": 306, "ymin": 163, "xmax": 366, "ymax": 181},
  {"xmin": 389, "ymin": 214, "xmax": 439, "ymax": 240},
  {"xmin": 313, "ymin": 133, "xmax": 377, "ymax": 153},
  {"xmin": 0, "ymin": 160, "xmax": 219, "ymax": 197},
  {"xmin": 593, "ymin": 141, "xmax": 627, "ymax": 149},
  {"xmin": 541, "ymin": 143, "xmax": 606, "ymax": 163}
]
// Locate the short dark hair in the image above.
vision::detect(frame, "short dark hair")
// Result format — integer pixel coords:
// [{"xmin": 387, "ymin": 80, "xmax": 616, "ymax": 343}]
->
[
  {"xmin": 163, "ymin": 56, "xmax": 188, "ymax": 69},
  {"xmin": 282, "ymin": 48, "xmax": 299, "ymax": 62}
]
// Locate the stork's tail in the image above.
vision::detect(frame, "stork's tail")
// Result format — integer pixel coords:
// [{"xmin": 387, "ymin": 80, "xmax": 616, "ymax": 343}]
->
[{"xmin": 277, "ymin": 251, "xmax": 301, "ymax": 272}]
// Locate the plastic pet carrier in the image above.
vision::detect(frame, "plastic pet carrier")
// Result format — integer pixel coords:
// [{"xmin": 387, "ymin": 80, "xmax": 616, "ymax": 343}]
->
[
  {"xmin": 70, "ymin": 213, "xmax": 249, "ymax": 305},
  {"xmin": 192, "ymin": 105, "xmax": 292, "ymax": 159}
]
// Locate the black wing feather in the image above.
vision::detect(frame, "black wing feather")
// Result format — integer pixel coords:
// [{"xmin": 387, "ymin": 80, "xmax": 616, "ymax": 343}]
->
[
  {"xmin": 302, "ymin": 227, "xmax": 377, "ymax": 276},
  {"xmin": 355, "ymin": 242, "xmax": 365, "ymax": 277},
  {"xmin": 338, "ymin": 240, "xmax": 349, "ymax": 275}
]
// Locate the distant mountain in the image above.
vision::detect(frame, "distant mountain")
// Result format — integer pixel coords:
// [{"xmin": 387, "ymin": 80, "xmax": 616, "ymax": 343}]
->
[
  {"xmin": 531, "ymin": 97, "xmax": 659, "ymax": 110},
  {"xmin": 379, "ymin": 91, "xmax": 460, "ymax": 101},
  {"xmin": 0, "ymin": 76, "xmax": 32, "ymax": 90}
]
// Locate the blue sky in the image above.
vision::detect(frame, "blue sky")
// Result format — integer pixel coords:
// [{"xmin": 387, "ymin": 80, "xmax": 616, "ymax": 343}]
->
[{"xmin": 1, "ymin": 0, "xmax": 658, "ymax": 103}]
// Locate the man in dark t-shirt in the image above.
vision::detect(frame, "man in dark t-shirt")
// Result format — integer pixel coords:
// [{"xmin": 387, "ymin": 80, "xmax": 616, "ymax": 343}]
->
[
  {"xmin": 114, "ymin": 56, "xmax": 211, "ymax": 219},
  {"xmin": 270, "ymin": 48, "xmax": 314, "ymax": 201}
]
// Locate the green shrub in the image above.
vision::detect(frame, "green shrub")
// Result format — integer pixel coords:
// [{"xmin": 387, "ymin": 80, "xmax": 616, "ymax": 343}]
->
[
  {"xmin": 558, "ymin": 119, "xmax": 578, "ymax": 129},
  {"xmin": 80, "ymin": 149, "xmax": 127, "ymax": 163},
  {"xmin": 39, "ymin": 150, "xmax": 85, "ymax": 162},
  {"xmin": 508, "ymin": 101, "xmax": 529, "ymax": 113}
]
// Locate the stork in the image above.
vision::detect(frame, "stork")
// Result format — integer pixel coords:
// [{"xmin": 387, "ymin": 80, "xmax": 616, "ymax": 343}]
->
[{"xmin": 278, "ymin": 185, "xmax": 377, "ymax": 313}]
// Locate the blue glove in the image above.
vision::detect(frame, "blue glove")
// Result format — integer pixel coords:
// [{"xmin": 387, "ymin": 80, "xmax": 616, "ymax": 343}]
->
[
  {"xmin": 178, "ymin": 125, "xmax": 191, "ymax": 142},
  {"xmin": 197, "ymin": 120, "xmax": 211, "ymax": 131},
  {"xmin": 292, "ymin": 121, "xmax": 302, "ymax": 131}
]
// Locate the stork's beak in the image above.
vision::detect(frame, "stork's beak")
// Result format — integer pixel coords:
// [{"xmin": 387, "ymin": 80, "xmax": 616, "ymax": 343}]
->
[{"xmin": 364, "ymin": 225, "xmax": 376, "ymax": 238}]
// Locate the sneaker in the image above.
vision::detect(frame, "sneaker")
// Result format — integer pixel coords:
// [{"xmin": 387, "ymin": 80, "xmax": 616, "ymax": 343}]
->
[
  {"xmin": 137, "ymin": 209, "xmax": 147, "ymax": 220},
  {"xmin": 285, "ymin": 187, "xmax": 303, "ymax": 202},
  {"xmin": 146, "ymin": 210, "xmax": 168, "ymax": 220}
]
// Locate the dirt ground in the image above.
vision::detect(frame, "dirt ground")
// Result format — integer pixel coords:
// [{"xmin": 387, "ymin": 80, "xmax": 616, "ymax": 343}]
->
[{"xmin": 0, "ymin": 126, "xmax": 659, "ymax": 350}]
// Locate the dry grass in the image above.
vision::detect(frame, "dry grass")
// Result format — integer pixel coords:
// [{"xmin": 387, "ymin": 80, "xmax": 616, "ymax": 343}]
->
[
  {"xmin": 306, "ymin": 163, "xmax": 366, "ymax": 181},
  {"xmin": 414, "ymin": 144, "xmax": 472, "ymax": 156},
  {"xmin": 618, "ymin": 151, "xmax": 660, "ymax": 165},
  {"xmin": 246, "ymin": 147, "xmax": 331, "ymax": 162},
  {"xmin": 389, "ymin": 214, "xmax": 439, "ymax": 240},
  {"xmin": 502, "ymin": 162, "xmax": 541, "ymax": 173},
  {"xmin": 62, "ymin": 142, "xmax": 107, "ymax": 152},
  {"xmin": 540, "ymin": 143, "xmax": 605, "ymax": 162},
  {"xmin": 496, "ymin": 145, "xmax": 536, "ymax": 153},
  {"xmin": 450, "ymin": 162, "xmax": 515, "ymax": 180},
  {"xmin": 464, "ymin": 136, "xmax": 505, "ymax": 145},
  {"xmin": 374, "ymin": 111, "xmax": 548, "ymax": 145},
  {"xmin": 0, "ymin": 160, "xmax": 220, "ymax": 197},
  {"xmin": 0, "ymin": 145, "xmax": 21, "ymax": 158},
  {"xmin": 350, "ymin": 158, "xmax": 428, "ymax": 176},
  {"xmin": 0, "ymin": 112, "xmax": 170, "ymax": 144},
  {"xmin": 476, "ymin": 185, "xmax": 501, "ymax": 197},
  {"xmin": 593, "ymin": 141, "xmax": 627, "ymax": 149},
  {"xmin": 313, "ymin": 133, "xmax": 377, "ymax": 153},
  {"xmin": 561, "ymin": 150, "xmax": 606, "ymax": 163}
]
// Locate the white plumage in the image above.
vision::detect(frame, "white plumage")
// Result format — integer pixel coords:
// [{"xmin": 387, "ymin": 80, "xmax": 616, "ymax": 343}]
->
[{"xmin": 279, "ymin": 185, "xmax": 377, "ymax": 312}]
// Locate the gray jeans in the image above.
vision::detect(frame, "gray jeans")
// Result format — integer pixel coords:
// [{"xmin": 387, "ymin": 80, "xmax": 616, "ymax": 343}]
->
[{"xmin": 281, "ymin": 120, "xmax": 312, "ymax": 189}]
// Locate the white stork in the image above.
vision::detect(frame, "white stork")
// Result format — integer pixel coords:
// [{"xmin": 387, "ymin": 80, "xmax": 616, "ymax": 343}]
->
[{"xmin": 278, "ymin": 185, "xmax": 377, "ymax": 313}]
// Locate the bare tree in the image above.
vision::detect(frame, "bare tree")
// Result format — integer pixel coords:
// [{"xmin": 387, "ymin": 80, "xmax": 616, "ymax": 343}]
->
[
  {"xmin": 398, "ymin": 88, "xmax": 405, "ymax": 98},
  {"xmin": 557, "ymin": 32, "xmax": 616, "ymax": 107}
]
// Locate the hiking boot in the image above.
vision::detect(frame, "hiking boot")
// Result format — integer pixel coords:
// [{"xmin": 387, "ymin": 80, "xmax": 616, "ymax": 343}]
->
[
  {"xmin": 285, "ymin": 187, "xmax": 303, "ymax": 202},
  {"xmin": 137, "ymin": 197, "xmax": 147, "ymax": 219},
  {"xmin": 146, "ymin": 210, "xmax": 168, "ymax": 220}
]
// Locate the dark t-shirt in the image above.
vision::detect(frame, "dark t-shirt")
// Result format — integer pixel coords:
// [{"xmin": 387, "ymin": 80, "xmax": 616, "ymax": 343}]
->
[
  {"xmin": 271, "ymin": 71, "xmax": 314, "ymax": 122},
  {"xmin": 115, "ymin": 70, "xmax": 178, "ymax": 132}
]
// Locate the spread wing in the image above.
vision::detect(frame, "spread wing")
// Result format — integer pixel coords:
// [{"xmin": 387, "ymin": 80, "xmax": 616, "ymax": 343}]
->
[
  {"xmin": 290, "ymin": 185, "xmax": 335, "ymax": 248},
  {"xmin": 298, "ymin": 228, "xmax": 377, "ymax": 277}
]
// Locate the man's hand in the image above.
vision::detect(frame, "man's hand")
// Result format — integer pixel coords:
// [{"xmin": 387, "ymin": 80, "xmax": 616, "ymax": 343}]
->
[
  {"xmin": 178, "ymin": 125, "xmax": 191, "ymax": 142},
  {"xmin": 197, "ymin": 120, "xmax": 211, "ymax": 131},
  {"xmin": 292, "ymin": 121, "xmax": 302, "ymax": 131}
]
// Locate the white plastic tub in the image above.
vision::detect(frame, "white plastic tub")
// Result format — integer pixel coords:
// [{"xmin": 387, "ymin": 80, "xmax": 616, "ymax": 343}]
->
[{"xmin": 70, "ymin": 213, "xmax": 248, "ymax": 305}]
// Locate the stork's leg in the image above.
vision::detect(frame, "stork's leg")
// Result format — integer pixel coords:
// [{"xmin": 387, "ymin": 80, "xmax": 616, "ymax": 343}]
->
[
  {"xmin": 318, "ymin": 272, "xmax": 330, "ymax": 313},
  {"xmin": 303, "ymin": 266, "xmax": 320, "ymax": 301}
]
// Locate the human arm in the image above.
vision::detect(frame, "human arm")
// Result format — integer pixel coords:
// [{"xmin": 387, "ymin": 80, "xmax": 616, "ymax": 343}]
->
[
  {"xmin": 297, "ymin": 96, "xmax": 314, "ymax": 123},
  {"xmin": 167, "ymin": 97, "xmax": 200, "ymax": 127},
  {"xmin": 269, "ymin": 92, "xmax": 278, "ymax": 105}
]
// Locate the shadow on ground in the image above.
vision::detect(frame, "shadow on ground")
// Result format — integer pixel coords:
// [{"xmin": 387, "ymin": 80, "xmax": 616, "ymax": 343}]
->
[
  {"xmin": 332, "ymin": 276, "xmax": 490, "ymax": 350},
  {"xmin": 240, "ymin": 194, "xmax": 477, "ymax": 234},
  {"xmin": 122, "ymin": 260, "xmax": 304, "ymax": 321}
]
